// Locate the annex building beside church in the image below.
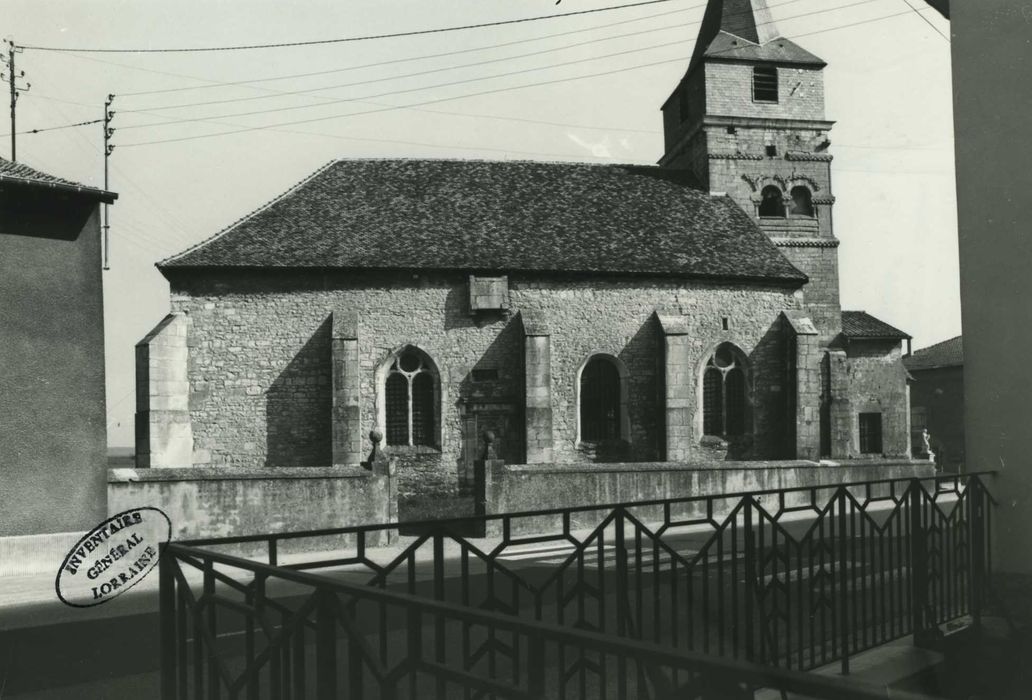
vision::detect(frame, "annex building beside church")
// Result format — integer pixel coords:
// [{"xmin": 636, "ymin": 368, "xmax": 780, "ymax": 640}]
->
[{"xmin": 135, "ymin": 0, "xmax": 915, "ymax": 510}]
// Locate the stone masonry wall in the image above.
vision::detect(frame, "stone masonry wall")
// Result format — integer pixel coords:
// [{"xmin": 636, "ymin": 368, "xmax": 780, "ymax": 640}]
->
[
  {"xmin": 704, "ymin": 63, "xmax": 825, "ymax": 121},
  {"xmin": 842, "ymin": 341, "xmax": 911, "ymax": 458},
  {"xmin": 168, "ymin": 271, "xmax": 802, "ymax": 498}
]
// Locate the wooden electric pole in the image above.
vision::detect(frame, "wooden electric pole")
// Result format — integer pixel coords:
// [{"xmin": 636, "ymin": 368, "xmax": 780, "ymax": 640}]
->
[
  {"xmin": 2, "ymin": 39, "xmax": 29, "ymax": 161},
  {"xmin": 103, "ymin": 94, "xmax": 115, "ymax": 270}
]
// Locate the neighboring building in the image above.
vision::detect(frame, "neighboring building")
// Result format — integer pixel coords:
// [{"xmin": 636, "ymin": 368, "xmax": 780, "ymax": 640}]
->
[
  {"xmin": 0, "ymin": 157, "xmax": 116, "ymax": 560},
  {"xmin": 136, "ymin": 0, "xmax": 914, "ymax": 512},
  {"xmin": 904, "ymin": 336, "xmax": 964, "ymax": 472}
]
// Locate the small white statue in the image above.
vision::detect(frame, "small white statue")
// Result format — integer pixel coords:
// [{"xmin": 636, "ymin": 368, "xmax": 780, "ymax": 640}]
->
[{"xmin": 921, "ymin": 429, "xmax": 936, "ymax": 465}]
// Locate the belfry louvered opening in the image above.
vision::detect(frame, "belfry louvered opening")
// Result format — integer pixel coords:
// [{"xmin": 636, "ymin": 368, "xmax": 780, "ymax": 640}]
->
[{"xmin": 753, "ymin": 65, "xmax": 779, "ymax": 102}]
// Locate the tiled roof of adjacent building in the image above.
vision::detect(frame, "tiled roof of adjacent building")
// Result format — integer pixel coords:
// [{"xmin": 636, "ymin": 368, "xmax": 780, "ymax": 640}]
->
[
  {"xmin": 904, "ymin": 335, "xmax": 963, "ymax": 371},
  {"xmin": 160, "ymin": 159, "xmax": 807, "ymax": 284},
  {"xmin": 841, "ymin": 311, "xmax": 911, "ymax": 340},
  {"xmin": 0, "ymin": 156, "xmax": 116, "ymax": 202}
]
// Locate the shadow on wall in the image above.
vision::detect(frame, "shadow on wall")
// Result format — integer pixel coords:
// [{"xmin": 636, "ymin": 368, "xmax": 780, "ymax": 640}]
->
[
  {"xmin": 748, "ymin": 318, "xmax": 792, "ymax": 460},
  {"xmin": 454, "ymin": 315, "xmax": 525, "ymax": 467},
  {"xmin": 619, "ymin": 315, "xmax": 664, "ymax": 461},
  {"xmin": 0, "ymin": 189, "xmax": 93, "ymax": 240},
  {"xmin": 265, "ymin": 316, "xmax": 332, "ymax": 467}
]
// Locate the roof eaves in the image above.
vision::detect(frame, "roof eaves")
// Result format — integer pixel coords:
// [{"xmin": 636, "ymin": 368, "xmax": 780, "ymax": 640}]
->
[
  {"xmin": 160, "ymin": 263, "xmax": 808, "ymax": 286},
  {"xmin": 0, "ymin": 172, "xmax": 118, "ymax": 203}
]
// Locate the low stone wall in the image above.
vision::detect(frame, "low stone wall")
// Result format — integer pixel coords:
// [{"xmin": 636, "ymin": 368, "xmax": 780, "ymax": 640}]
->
[
  {"xmin": 481, "ymin": 459, "xmax": 937, "ymax": 535},
  {"xmin": 108, "ymin": 466, "xmax": 396, "ymax": 556}
]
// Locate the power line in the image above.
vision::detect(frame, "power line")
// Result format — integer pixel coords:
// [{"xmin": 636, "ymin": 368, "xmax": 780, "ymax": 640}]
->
[
  {"xmin": 20, "ymin": 0, "xmax": 687, "ymax": 53},
  {"xmin": 21, "ymin": 0, "xmax": 870, "ymax": 138},
  {"xmin": 899, "ymin": 0, "xmax": 949, "ymax": 42},
  {"xmin": 111, "ymin": 0, "xmax": 809, "ymax": 100},
  {"xmin": 114, "ymin": 1, "xmax": 711, "ymax": 97},
  {"xmin": 115, "ymin": 38, "xmax": 691, "ymax": 127},
  {"xmin": 118, "ymin": 5, "xmax": 922, "ymax": 149},
  {"xmin": 115, "ymin": 0, "xmax": 887, "ymax": 136},
  {"xmin": 1, "ymin": 117, "xmax": 102, "ymax": 136},
  {"xmin": 122, "ymin": 0, "xmax": 869, "ymax": 115},
  {"xmin": 123, "ymin": 23, "xmax": 691, "ymax": 114}
]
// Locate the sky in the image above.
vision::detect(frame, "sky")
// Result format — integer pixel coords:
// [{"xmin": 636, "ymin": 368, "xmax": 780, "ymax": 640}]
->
[{"xmin": 1, "ymin": 0, "xmax": 958, "ymax": 448}]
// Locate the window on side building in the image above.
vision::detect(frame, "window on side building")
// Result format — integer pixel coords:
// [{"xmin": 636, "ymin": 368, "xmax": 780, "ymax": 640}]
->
[
  {"xmin": 580, "ymin": 355, "xmax": 621, "ymax": 442},
  {"xmin": 753, "ymin": 65, "xmax": 779, "ymax": 103},
  {"xmin": 702, "ymin": 343, "xmax": 749, "ymax": 437},
  {"xmin": 859, "ymin": 413, "xmax": 884, "ymax": 454},
  {"xmin": 384, "ymin": 348, "xmax": 439, "ymax": 447}
]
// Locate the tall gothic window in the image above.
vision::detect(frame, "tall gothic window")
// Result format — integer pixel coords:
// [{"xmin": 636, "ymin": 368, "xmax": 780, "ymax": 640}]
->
[
  {"xmin": 759, "ymin": 185, "xmax": 786, "ymax": 218},
  {"xmin": 580, "ymin": 356, "xmax": 621, "ymax": 442},
  {"xmin": 791, "ymin": 186, "xmax": 814, "ymax": 216},
  {"xmin": 384, "ymin": 349, "xmax": 437, "ymax": 447},
  {"xmin": 702, "ymin": 344, "xmax": 748, "ymax": 437}
]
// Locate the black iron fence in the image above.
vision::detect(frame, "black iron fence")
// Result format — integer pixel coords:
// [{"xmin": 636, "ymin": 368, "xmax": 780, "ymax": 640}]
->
[{"xmin": 163, "ymin": 472, "xmax": 993, "ymax": 698}]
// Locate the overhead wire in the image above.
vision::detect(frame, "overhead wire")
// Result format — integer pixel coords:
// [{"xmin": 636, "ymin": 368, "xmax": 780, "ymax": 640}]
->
[
  {"xmin": 22, "ymin": 70, "xmax": 203, "ymax": 248},
  {"xmin": 14, "ymin": 0, "xmax": 878, "ymax": 139},
  {"xmin": 119, "ymin": 0, "xmax": 873, "ymax": 115},
  {"xmin": 5, "ymin": 118, "xmax": 103, "ymax": 136},
  {"xmin": 899, "ymin": 0, "xmax": 949, "ymax": 41},
  {"xmin": 114, "ymin": 0, "xmax": 887, "ymax": 134},
  {"xmin": 118, "ymin": 4, "xmax": 923, "ymax": 148},
  {"xmin": 19, "ymin": 0, "xmax": 688, "ymax": 53},
  {"xmin": 114, "ymin": 0, "xmax": 716, "ymax": 97}
]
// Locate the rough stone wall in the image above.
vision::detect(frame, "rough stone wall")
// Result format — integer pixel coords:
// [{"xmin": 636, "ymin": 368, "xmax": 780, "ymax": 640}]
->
[
  {"xmin": 136, "ymin": 313, "xmax": 194, "ymax": 468},
  {"xmin": 776, "ymin": 244, "xmax": 842, "ymax": 339},
  {"xmin": 485, "ymin": 460, "xmax": 936, "ymax": 534},
  {"xmin": 704, "ymin": 63, "xmax": 825, "ymax": 121},
  {"xmin": 168, "ymin": 270, "xmax": 801, "ymax": 497},
  {"xmin": 840, "ymin": 341, "xmax": 911, "ymax": 458},
  {"xmin": 108, "ymin": 467, "xmax": 393, "ymax": 555},
  {"xmin": 662, "ymin": 69, "xmax": 708, "ymax": 159}
]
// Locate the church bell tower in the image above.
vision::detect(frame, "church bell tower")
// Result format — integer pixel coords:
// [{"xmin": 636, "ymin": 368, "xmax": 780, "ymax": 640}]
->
[{"xmin": 660, "ymin": 0, "xmax": 841, "ymax": 340}]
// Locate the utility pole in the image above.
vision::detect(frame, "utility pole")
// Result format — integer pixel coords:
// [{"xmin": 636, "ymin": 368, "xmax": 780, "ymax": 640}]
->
[
  {"xmin": 103, "ymin": 94, "xmax": 115, "ymax": 270},
  {"xmin": 2, "ymin": 39, "xmax": 30, "ymax": 161}
]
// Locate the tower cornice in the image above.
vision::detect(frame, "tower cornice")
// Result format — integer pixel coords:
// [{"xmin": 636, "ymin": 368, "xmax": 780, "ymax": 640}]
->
[{"xmin": 658, "ymin": 116, "xmax": 836, "ymax": 167}]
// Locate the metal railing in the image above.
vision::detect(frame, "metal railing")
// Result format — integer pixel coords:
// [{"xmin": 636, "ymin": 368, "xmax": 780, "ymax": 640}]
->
[
  {"xmin": 163, "ymin": 472, "xmax": 993, "ymax": 697},
  {"xmin": 160, "ymin": 543, "xmax": 939, "ymax": 699}
]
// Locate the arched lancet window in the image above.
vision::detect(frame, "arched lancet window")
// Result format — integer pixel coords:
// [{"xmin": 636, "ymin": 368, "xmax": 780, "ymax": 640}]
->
[
  {"xmin": 759, "ymin": 185, "xmax": 786, "ymax": 218},
  {"xmin": 702, "ymin": 344, "xmax": 748, "ymax": 437},
  {"xmin": 384, "ymin": 348, "xmax": 438, "ymax": 447},
  {"xmin": 790, "ymin": 186, "xmax": 814, "ymax": 217},
  {"xmin": 580, "ymin": 356, "xmax": 621, "ymax": 442}
]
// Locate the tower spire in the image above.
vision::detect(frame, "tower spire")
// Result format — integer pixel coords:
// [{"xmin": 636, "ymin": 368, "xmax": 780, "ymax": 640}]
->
[{"xmin": 690, "ymin": 0, "xmax": 780, "ymax": 69}]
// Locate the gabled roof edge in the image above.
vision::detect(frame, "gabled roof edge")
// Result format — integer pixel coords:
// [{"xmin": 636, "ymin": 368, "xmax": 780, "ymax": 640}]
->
[{"xmin": 157, "ymin": 159, "xmax": 338, "ymax": 270}]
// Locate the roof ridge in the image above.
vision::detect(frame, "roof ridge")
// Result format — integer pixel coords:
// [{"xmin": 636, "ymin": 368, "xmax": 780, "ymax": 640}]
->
[
  {"xmin": 158, "ymin": 159, "xmax": 338, "ymax": 268},
  {"xmin": 326, "ymin": 156, "xmax": 660, "ymax": 169}
]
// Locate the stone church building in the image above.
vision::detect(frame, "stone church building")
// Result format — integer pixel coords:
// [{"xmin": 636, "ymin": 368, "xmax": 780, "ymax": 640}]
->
[{"xmin": 136, "ymin": 0, "xmax": 913, "ymax": 503}]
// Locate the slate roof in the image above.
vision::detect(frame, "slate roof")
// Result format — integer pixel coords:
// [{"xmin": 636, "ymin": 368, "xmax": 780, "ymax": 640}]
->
[
  {"xmin": 904, "ymin": 336, "xmax": 963, "ymax": 371},
  {"xmin": 0, "ymin": 156, "xmax": 116, "ymax": 202},
  {"xmin": 160, "ymin": 159, "xmax": 807, "ymax": 284},
  {"xmin": 686, "ymin": 0, "xmax": 825, "ymax": 74},
  {"xmin": 841, "ymin": 311, "xmax": 911, "ymax": 340},
  {"xmin": 701, "ymin": 32, "xmax": 826, "ymax": 67}
]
